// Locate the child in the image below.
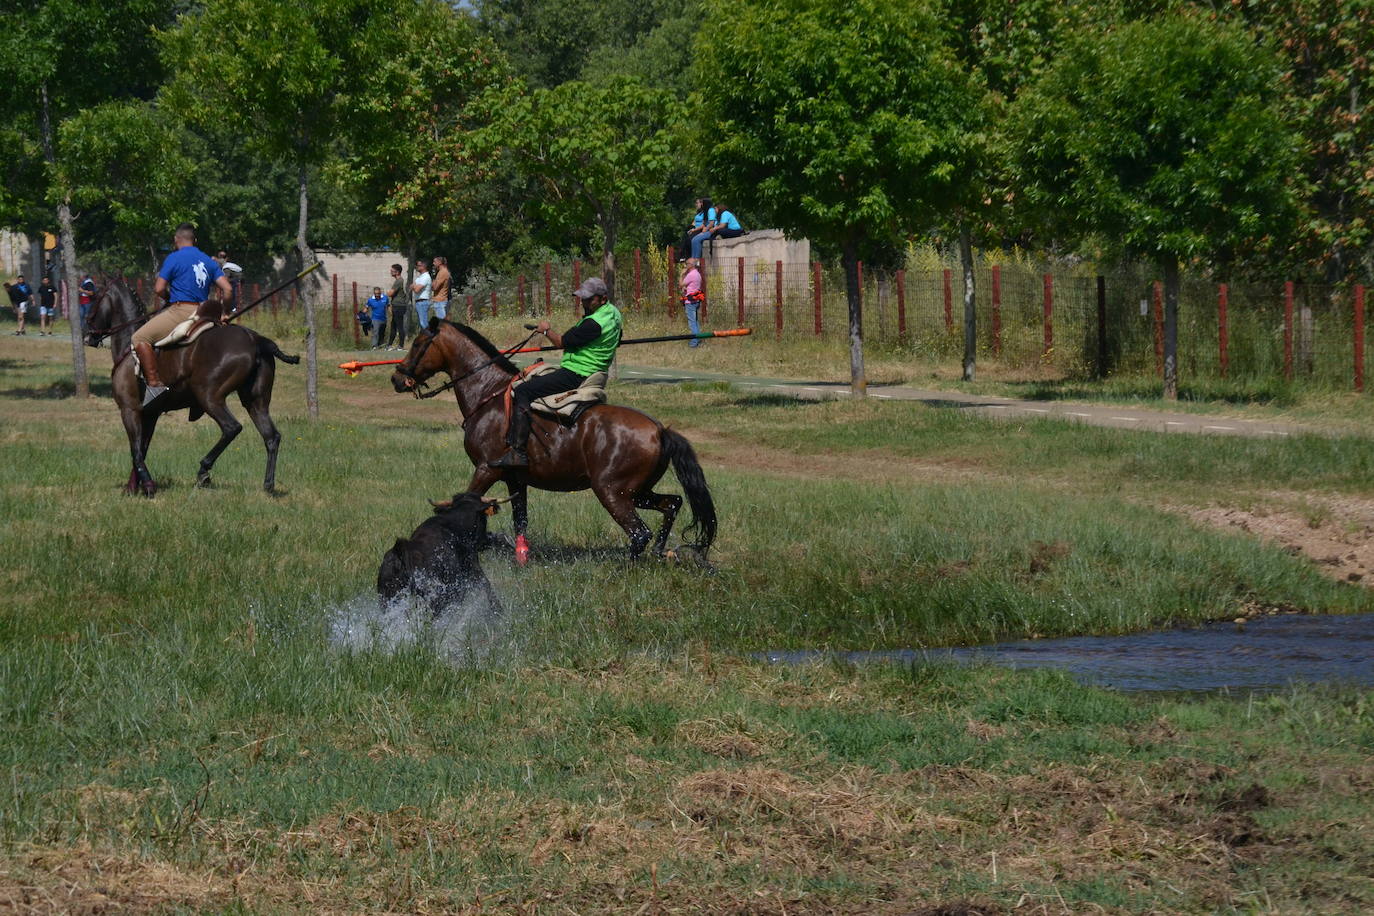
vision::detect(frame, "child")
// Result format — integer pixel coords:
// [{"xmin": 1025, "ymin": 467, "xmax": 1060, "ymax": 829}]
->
[{"xmin": 366, "ymin": 286, "xmax": 390, "ymax": 349}]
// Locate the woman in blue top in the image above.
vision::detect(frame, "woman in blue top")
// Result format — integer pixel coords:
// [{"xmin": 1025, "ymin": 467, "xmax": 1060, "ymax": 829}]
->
[
  {"xmin": 677, "ymin": 197, "xmax": 716, "ymax": 261},
  {"xmin": 690, "ymin": 204, "xmax": 744, "ymax": 260}
]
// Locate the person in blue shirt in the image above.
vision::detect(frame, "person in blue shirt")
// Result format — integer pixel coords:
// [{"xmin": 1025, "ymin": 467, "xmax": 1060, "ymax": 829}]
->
[
  {"xmin": 677, "ymin": 197, "xmax": 716, "ymax": 262},
  {"xmin": 6, "ymin": 275, "xmax": 33, "ymax": 335},
  {"xmin": 690, "ymin": 204, "xmax": 744, "ymax": 260},
  {"xmin": 134, "ymin": 223, "xmax": 233, "ymax": 406},
  {"xmin": 366, "ymin": 286, "xmax": 389, "ymax": 349}
]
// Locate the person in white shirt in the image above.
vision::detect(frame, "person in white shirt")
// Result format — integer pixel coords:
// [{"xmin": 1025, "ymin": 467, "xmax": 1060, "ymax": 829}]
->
[{"xmin": 411, "ymin": 258, "xmax": 433, "ymax": 326}]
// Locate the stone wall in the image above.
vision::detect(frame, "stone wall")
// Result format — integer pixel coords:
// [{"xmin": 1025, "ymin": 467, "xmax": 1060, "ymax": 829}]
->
[{"xmin": 700, "ymin": 229, "xmax": 812, "ymax": 314}]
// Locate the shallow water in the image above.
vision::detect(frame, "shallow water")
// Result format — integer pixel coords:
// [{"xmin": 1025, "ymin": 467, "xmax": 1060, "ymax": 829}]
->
[
  {"xmin": 763, "ymin": 613, "xmax": 1374, "ymax": 693},
  {"xmin": 327, "ymin": 585, "xmax": 510, "ymax": 665}
]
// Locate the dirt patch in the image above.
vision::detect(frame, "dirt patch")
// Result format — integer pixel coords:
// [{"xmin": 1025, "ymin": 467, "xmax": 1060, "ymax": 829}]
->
[{"xmin": 1182, "ymin": 493, "xmax": 1374, "ymax": 587}]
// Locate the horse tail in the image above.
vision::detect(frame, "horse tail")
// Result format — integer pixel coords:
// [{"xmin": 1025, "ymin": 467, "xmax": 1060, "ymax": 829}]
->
[
  {"xmin": 662, "ymin": 428, "xmax": 717, "ymax": 557},
  {"xmin": 257, "ymin": 336, "xmax": 301, "ymax": 365}
]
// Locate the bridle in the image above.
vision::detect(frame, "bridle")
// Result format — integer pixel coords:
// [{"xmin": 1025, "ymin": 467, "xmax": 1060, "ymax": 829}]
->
[
  {"xmin": 395, "ymin": 322, "xmax": 540, "ymax": 401},
  {"xmin": 84, "ymin": 285, "xmax": 149, "ymax": 345}
]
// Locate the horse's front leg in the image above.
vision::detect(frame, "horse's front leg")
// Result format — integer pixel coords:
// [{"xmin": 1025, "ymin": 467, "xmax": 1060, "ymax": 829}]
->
[
  {"xmin": 120, "ymin": 406, "xmax": 158, "ymax": 497},
  {"xmin": 507, "ymin": 480, "xmax": 530, "ymax": 565}
]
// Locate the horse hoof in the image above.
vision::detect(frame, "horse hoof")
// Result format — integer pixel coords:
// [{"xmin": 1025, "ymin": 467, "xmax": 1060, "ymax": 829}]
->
[
  {"xmin": 140, "ymin": 482, "xmax": 157, "ymax": 497},
  {"xmin": 196, "ymin": 475, "xmax": 212, "ymax": 489}
]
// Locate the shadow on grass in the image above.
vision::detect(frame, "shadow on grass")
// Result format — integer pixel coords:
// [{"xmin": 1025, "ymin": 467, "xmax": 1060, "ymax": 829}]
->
[
  {"xmin": 1002, "ymin": 377, "xmax": 1300, "ymax": 408},
  {"xmin": 1, "ymin": 378, "xmax": 113, "ymax": 400}
]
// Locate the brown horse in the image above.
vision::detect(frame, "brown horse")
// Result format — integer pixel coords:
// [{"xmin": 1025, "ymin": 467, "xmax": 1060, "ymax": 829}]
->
[
  {"xmin": 86, "ymin": 279, "xmax": 299, "ymax": 496},
  {"xmin": 391, "ymin": 318, "xmax": 717, "ymax": 560}
]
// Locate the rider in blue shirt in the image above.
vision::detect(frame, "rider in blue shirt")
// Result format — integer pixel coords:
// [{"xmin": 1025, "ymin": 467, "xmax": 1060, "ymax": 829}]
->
[{"xmin": 133, "ymin": 223, "xmax": 232, "ymax": 406}]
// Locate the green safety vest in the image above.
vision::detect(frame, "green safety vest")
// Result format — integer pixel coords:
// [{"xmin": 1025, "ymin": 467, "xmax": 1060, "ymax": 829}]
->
[{"xmin": 561, "ymin": 302, "xmax": 623, "ymax": 377}]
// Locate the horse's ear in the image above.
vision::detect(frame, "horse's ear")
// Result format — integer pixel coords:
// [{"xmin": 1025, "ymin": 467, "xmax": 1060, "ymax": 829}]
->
[{"xmin": 427, "ymin": 316, "xmax": 441, "ymax": 334}]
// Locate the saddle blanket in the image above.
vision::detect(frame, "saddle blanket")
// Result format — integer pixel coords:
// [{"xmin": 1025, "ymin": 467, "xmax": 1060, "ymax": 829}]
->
[{"xmin": 516, "ymin": 364, "xmax": 608, "ymax": 423}]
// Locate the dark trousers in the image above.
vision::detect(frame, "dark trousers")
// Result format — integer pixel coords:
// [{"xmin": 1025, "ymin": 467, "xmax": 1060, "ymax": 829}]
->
[
  {"xmin": 513, "ymin": 367, "xmax": 587, "ymax": 411},
  {"xmin": 387, "ymin": 307, "xmax": 410, "ymax": 347}
]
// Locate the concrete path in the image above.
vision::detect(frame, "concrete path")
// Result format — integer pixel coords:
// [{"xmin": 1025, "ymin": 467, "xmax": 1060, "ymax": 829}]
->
[{"xmin": 618, "ymin": 365, "xmax": 1328, "ymax": 439}]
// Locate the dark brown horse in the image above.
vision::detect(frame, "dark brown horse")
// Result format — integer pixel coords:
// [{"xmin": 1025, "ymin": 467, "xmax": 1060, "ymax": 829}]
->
[
  {"xmin": 391, "ymin": 318, "xmax": 716, "ymax": 560},
  {"xmin": 86, "ymin": 279, "xmax": 299, "ymax": 495}
]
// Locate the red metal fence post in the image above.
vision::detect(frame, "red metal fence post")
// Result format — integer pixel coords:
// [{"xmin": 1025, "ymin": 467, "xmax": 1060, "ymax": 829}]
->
[
  {"xmin": 1284, "ymin": 280, "xmax": 1295, "ymax": 380},
  {"xmin": 544, "ymin": 263, "xmax": 552, "ymax": 317},
  {"xmin": 1218, "ymin": 283, "xmax": 1229, "ymax": 379},
  {"xmin": 633, "ymin": 248, "xmax": 642, "ymax": 309},
  {"xmin": 491, "ymin": 291, "xmax": 499, "ymax": 318},
  {"xmin": 814, "ymin": 261, "xmax": 824, "ymax": 337},
  {"xmin": 738, "ymin": 257, "xmax": 746, "ymax": 326},
  {"xmin": 774, "ymin": 260, "xmax": 784, "ymax": 340},
  {"xmin": 666, "ymin": 247, "xmax": 675, "ymax": 316},
  {"xmin": 991, "ymin": 265, "xmax": 1002, "ymax": 356},
  {"xmin": 896, "ymin": 269, "xmax": 906, "ymax": 344},
  {"xmin": 1042, "ymin": 273, "xmax": 1053, "ymax": 359},
  {"xmin": 1153, "ymin": 280, "xmax": 1164, "ymax": 376},
  {"xmin": 1354, "ymin": 285, "xmax": 1365, "ymax": 393},
  {"xmin": 466, "ymin": 295, "xmax": 474, "ymax": 322},
  {"xmin": 289, "ymin": 286, "xmax": 296, "ymax": 315},
  {"xmin": 269, "ymin": 280, "xmax": 277, "ymax": 316},
  {"xmin": 332, "ymin": 274, "xmax": 339, "ymax": 330},
  {"xmin": 943, "ymin": 268, "xmax": 953, "ymax": 332},
  {"xmin": 701, "ymin": 267, "xmax": 708, "ymax": 323},
  {"xmin": 352, "ymin": 281, "xmax": 362, "ymax": 347},
  {"xmin": 573, "ymin": 259, "xmax": 581, "ymax": 298}
]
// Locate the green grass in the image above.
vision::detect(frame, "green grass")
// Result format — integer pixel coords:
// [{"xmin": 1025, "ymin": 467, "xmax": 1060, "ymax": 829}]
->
[{"xmin": 2, "ymin": 332, "xmax": 1373, "ymax": 912}]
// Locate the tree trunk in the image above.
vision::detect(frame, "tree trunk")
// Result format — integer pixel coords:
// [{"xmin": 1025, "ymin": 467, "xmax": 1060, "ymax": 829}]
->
[
  {"xmin": 297, "ymin": 159, "xmax": 319, "ymax": 420},
  {"xmin": 960, "ymin": 227, "xmax": 976, "ymax": 382},
  {"xmin": 1162, "ymin": 256, "xmax": 1179, "ymax": 401},
  {"xmin": 39, "ymin": 82, "xmax": 89, "ymax": 398},
  {"xmin": 842, "ymin": 237, "xmax": 866, "ymax": 397}
]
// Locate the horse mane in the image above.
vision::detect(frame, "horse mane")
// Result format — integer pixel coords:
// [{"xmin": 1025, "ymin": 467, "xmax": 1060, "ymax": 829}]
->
[{"xmin": 448, "ymin": 321, "xmax": 518, "ymax": 374}]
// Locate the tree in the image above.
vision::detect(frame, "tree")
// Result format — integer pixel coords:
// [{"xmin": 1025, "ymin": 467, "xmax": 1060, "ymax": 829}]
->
[
  {"xmin": 694, "ymin": 0, "xmax": 983, "ymax": 395},
  {"xmin": 162, "ymin": 0, "xmax": 412, "ymax": 418},
  {"xmin": 482, "ymin": 76, "xmax": 679, "ymax": 298},
  {"xmin": 0, "ymin": 0, "xmax": 172, "ymax": 398},
  {"xmin": 1008, "ymin": 11, "xmax": 1300, "ymax": 399}
]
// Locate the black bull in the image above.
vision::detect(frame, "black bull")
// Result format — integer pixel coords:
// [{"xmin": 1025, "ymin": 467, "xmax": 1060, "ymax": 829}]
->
[{"xmin": 378, "ymin": 493, "xmax": 503, "ymax": 617}]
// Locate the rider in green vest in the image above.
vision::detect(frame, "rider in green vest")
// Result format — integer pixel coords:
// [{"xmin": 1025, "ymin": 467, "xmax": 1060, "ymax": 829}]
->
[{"xmin": 490, "ymin": 277, "xmax": 624, "ymax": 469}]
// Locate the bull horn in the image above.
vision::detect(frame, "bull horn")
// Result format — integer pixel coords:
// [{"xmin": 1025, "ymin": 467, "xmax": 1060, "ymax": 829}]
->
[
  {"xmin": 428, "ymin": 498, "xmax": 453, "ymax": 509},
  {"xmin": 482, "ymin": 495, "xmax": 515, "ymax": 505}
]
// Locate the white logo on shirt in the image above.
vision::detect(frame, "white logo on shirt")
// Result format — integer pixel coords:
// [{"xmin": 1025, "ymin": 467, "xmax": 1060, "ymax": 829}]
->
[{"xmin": 193, "ymin": 261, "xmax": 208, "ymax": 289}]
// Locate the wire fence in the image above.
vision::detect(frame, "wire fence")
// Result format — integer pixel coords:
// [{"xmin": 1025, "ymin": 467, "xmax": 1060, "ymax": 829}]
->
[{"xmin": 93, "ymin": 251, "xmax": 1369, "ymax": 392}]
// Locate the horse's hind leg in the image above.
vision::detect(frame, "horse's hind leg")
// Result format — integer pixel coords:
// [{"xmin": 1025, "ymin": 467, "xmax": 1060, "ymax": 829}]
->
[
  {"xmin": 243, "ymin": 396, "xmax": 283, "ymax": 492},
  {"xmin": 635, "ymin": 492, "xmax": 683, "ymax": 556},
  {"xmin": 195, "ymin": 399, "xmax": 243, "ymax": 488},
  {"xmin": 593, "ymin": 487, "xmax": 653, "ymax": 559}
]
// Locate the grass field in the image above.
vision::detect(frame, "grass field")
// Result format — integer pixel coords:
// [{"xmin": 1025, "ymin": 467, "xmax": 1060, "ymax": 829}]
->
[{"xmin": 2, "ymin": 327, "xmax": 1372, "ymax": 913}]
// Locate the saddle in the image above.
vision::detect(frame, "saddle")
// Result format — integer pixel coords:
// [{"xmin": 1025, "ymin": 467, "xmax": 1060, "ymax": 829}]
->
[
  {"xmin": 514, "ymin": 363, "xmax": 608, "ymax": 426},
  {"xmin": 154, "ymin": 318, "xmax": 217, "ymax": 349}
]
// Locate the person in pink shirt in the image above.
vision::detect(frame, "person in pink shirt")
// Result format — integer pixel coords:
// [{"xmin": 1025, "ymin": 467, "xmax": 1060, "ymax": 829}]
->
[{"xmin": 680, "ymin": 258, "xmax": 705, "ymax": 347}]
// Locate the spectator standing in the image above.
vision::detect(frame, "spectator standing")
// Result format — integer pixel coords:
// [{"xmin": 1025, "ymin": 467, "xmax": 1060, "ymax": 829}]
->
[
  {"xmin": 366, "ymin": 286, "xmax": 389, "ymax": 349},
  {"xmin": 680, "ymin": 258, "xmax": 705, "ymax": 347},
  {"xmin": 78, "ymin": 274, "xmax": 96, "ymax": 324},
  {"xmin": 411, "ymin": 258, "xmax": 433, "ymax": 326},
  {"xmin": 677, "ymin": 197, "xmax": 716, "ymax": 261},
  {"xmin": 37, "ymin": 276, "xmax": 57, "ymax": 335},
  {"xmin": 431, "ymin": 255, "xmax": 451, "ymax": 320},
  {"xmin": 690, "ymin": 204, "xmax": 745, "ymax": 261},
  {"xmin": 214, "ymin": 250, "xmax": 243, "ymax": 314},
  {"xmin": 7, "ymin": 275, "xmax": 32, "ymax": 335},
  {"xmin": 386, "ymin": 263, "xmax": 409, "ymax": 349}
]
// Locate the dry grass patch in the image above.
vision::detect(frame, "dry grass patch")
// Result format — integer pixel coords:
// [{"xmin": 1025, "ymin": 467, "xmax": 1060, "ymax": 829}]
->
[{"xmin": 0, "ymin": 845, "xmax": 233, "ymax": 914}]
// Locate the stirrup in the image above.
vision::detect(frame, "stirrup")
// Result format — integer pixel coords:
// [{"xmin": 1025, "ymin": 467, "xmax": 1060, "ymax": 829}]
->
[
  {"xmin": 488, "ymin": 449, "xmax": 529, "ymax": 469},
  {"xmin": 142, "ymin": 384, "xmax": 168, "ymax": 407}
]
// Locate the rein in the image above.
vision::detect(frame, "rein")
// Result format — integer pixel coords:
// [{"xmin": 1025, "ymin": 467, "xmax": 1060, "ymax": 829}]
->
[{"xmin": 399, "ymin": 325, "xmax": 540, "ymax": 401}]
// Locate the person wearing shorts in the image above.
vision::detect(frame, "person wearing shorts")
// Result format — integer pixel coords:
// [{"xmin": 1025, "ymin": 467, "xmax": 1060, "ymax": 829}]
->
[{"xmin": 37, "ymin": 276, "xmax": 57, "ymax": 335}]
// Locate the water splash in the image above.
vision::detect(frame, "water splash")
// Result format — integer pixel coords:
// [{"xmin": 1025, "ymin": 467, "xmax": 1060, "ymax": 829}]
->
[{"xmin": 327, "ymin": 577, "xmax": 511, "ymax": 665}]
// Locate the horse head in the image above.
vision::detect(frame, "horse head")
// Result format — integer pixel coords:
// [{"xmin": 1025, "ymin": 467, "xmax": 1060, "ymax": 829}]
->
[
  {"xmin": 84, "ymin": 278, "xmax": 144, "ymax": 350},
  {"xmin": 391, "ymin": 317, "xmax": 450, "ymax": 393}
]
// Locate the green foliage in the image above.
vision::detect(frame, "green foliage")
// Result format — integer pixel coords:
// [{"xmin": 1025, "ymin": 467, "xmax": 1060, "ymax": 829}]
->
[
  {"xmin": 54, "ymin": 102, "xmax": 197, "ymax": 261},
  {"xmin": 693, "ymin": 0, "xmax": 984, "ymax": 254},
  {"xmin": 1007, "ymin": 10, "xmax": 1301, "ymax": 266}
]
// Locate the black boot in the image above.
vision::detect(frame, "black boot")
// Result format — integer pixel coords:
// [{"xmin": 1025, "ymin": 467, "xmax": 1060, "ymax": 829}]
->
[{"xmin": 489, "ymin": 409, "xmax": 531, "ymax": 468}]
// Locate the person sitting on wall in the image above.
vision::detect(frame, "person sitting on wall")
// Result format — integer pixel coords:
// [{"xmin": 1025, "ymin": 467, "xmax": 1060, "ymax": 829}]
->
[
  {"xmin": 677, "ymin": 197, "xmax": 716, "ymax": 262},
  {"xmin": 690, "ymin": 204, "xmax": 745, "ymax": 261}
]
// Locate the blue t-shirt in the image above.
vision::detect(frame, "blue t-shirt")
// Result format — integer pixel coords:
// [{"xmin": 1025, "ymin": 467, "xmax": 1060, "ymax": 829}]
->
[
  {"xmin": 158, "ymin": 245, "xmax": 224, "ymax": 303},
  {"xmin": 717, "ymin": 210, "xmax": 741, "ymax": 231},
  {"xmin": 15, "ymin": 282, "xmax": 31, "ymax": 299},
  {"xmin": 367, "ymin": 295, "xmax": 389, "ymax": 322},
  {"xmin": 692, "ymin": 207, "xmax": 718, "ymax": 228}
]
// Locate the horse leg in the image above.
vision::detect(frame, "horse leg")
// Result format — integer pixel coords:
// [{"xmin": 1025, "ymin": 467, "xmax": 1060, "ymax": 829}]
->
[
  {"xmin": 507, "ymin": 480, "xmax": 531, "ymax": 565},
  {"xmin": 195, "ymin": 399, "xmax": 243, "ymax": 488},
  {"xmin": 635, "ymin": 492, "xmax": 683, "ymax": 556},
  {"xmin": 243, "ymin": 395, "xmax": 283, "ymax": 492},
  {"xmin": 593, "ymin": 487, "xmax": 654, "ymax": 559},
  {"xmin": 120, "ymin": 407, "xmax": 158, "ymax": 496}
]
